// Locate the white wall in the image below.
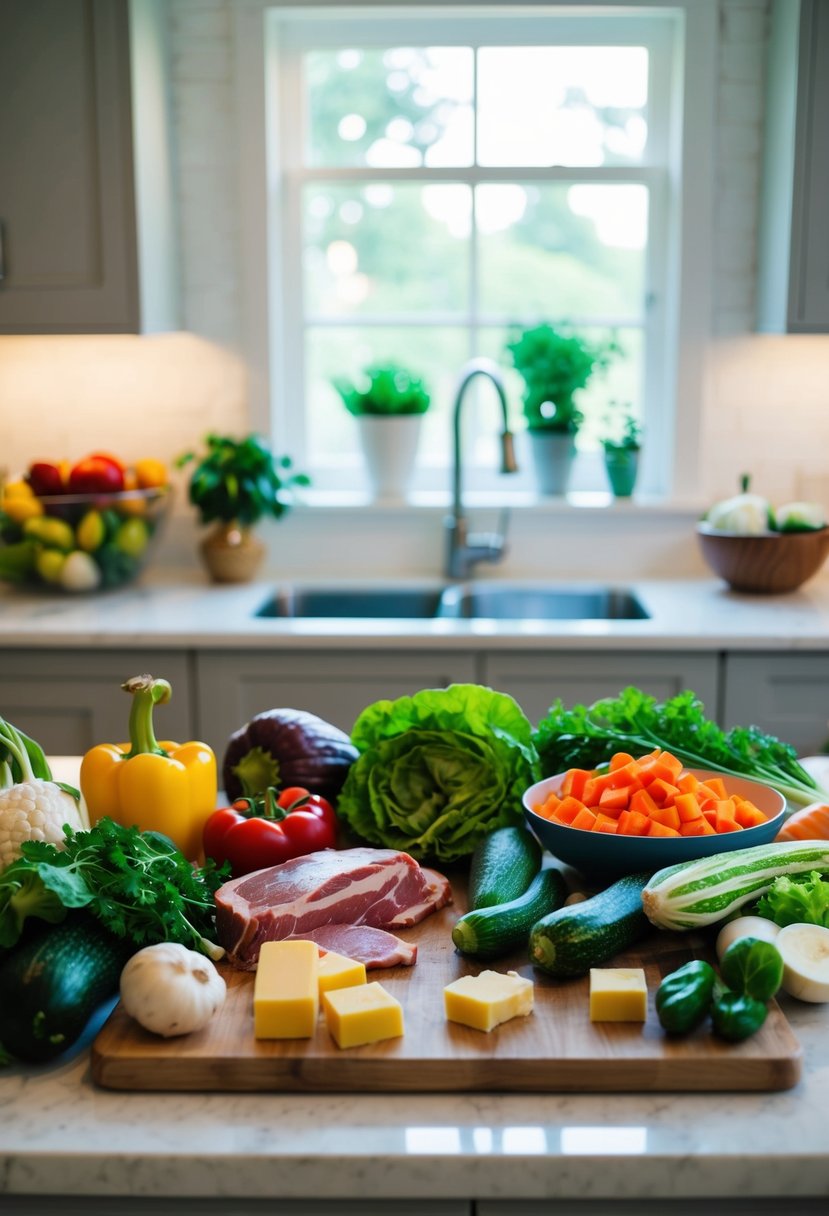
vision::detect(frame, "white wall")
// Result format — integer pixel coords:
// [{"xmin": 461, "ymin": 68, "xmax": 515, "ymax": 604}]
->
[{"xmin": 1, "ymin": 0, "xmax": 827, "ymax": 579}]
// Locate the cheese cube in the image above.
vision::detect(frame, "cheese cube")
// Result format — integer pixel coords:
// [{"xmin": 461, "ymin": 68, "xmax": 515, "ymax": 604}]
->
[
  {"xmin": 589, "ymin": 967, "xmax": 648, "ymax": 1022},
  {"xmin": 443, "ymin": 970, "xmax": 534, "ymax": 1033},
  {"xmin": 322, "ymin": 982, "xmax": 404, "ymax": 1049},
  {"xmin": 254, "ymin": 940, "xmax": 319, "ymax": 1039},
  {"xmin": 317, "ymin": 950, "xmax": 367, "ymax": 996}
]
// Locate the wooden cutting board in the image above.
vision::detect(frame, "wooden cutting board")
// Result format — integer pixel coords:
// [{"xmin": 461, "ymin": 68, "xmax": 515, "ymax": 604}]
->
[{"xmin": 91, "ymin": 873, "xmax": 802, "ymax": 1094}]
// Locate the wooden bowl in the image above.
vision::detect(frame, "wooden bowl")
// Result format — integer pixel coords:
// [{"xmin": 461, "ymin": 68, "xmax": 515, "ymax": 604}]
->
[{"xmin": 697, "ymin": 522, "xmax": 829, "ymax": 594}]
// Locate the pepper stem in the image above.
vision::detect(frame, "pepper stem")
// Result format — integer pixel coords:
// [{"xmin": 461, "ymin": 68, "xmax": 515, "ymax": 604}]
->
[{"xmin": 122, "ymin": 675, "xmax": 171, "ymax": 758}]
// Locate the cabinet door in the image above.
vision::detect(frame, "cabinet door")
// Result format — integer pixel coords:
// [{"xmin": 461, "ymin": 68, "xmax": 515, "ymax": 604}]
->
[
  {"xmin": 722, "ymin": 652, "xmax": 829, "ymax": 756},
  {"xmin": 0, "ymin": 650, "xmax": 193, "ymax": 754},
  {"xmin": 481, "ymin": 652, "xmax": 720, "ymax": 728},
  {"xmin": 0, "ymin": 0, "xmax": 139, "ymax": 333},
  {"xmin": 195, "ymin": 650, "xmax": 479, "ymax": 753}
]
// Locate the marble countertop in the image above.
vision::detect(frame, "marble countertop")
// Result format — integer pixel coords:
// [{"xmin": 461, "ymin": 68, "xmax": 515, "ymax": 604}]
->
[{"xmin": 3, "ymin": 572, "xmax": 829, "ymax": 651}]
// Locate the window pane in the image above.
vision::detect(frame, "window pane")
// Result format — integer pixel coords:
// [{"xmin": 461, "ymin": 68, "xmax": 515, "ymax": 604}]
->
[
  {"xmin": 305, "ymin": 48, "xmax": 474, "ymax": 168},
  {"xmin": 477, "ymin": 183, "xmax": 648, "ymax": 319},
  {"xmin": 303, "ymin": 183, "xmax": 471, "ymax": 316},
  {"xmin": 306, "ymin": 326, "xmax": 470, "ymax": 472},
  {"xmin": 477, "ymin": 47, "xmax": 648, "ymax": 167}
]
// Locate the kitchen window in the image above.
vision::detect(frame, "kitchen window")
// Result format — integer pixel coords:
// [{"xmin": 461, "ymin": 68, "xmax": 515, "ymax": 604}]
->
[{"xmin": 255, "ymin": 5, "xmax": 713, "ymax": 501}]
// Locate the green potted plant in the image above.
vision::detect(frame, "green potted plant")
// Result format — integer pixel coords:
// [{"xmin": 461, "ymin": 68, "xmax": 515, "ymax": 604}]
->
[
  {"xmin": 601, "ymin": 402, "xmax": 642, "ymax": 499},
  {"xmin": 505, "ymin": 323, "xmax": 619, "ymax": 495},
  {"xmin": 177, "ymin": 433, "xmax": 309, "ymax": 583},
  {"xmin": 333, "ymin": 363, "xmax": 430, "ymax": 501}
]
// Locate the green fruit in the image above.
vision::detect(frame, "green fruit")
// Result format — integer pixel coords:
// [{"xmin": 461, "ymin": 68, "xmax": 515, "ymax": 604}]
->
[
  {"xmin": 719, "ymin": 936, "xmax": 784, "ymax": 1002},
  {"xmin": 23, "ymin": 516, "xmax": 75, "ymax": 552},
  {"xmin": 35, "ymin": 548, "xmax": 67, "ymax": 584},
  {"xmin": 76, "ymin": 510, "xmax": 105, "ymax": 553},
  {"xmin": 116, "ymin": 517, "xmax": 149, "ymax": 557}
]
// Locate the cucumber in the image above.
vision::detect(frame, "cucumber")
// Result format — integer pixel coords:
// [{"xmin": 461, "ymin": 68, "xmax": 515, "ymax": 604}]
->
[
  {"xmin": 468, "ymin": 824, "xmax": 542, "ymax": 910},
  {"xmin": 453, "ymin": 866, "xmax": 567, "ymax": 959},
  {"xmin": 642, "ymin": 840, "xmax": 829, "ymax": 931},
  {"xmin": 0, "ymin": 912, "xmax": 133, "ymax": 1063},
  {"xmin": 529, "ymin": 871, "xmax": 652, "ymax": 978}
]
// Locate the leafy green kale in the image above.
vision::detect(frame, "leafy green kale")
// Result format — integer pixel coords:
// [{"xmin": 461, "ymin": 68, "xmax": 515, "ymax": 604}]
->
[
  {"xmin": 757, "ymin": 871, "xmax": 829, "ymax": 928},
  {"xmin": 337, "ymin": 684, "xmax": 539, "ymax": 863},
  {"xmin": 533, "ymin": 687, "xmax": 827, "ymax": 808},
  {"xmin": 0, "ymin": 819, "xmax": 227, "ymax": 958}
]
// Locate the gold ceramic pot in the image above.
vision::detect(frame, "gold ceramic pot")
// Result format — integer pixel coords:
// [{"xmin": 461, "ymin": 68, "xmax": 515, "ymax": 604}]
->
[{"xmin": 199, "ymin": 521, "xmax": 265, "ymax": 584}]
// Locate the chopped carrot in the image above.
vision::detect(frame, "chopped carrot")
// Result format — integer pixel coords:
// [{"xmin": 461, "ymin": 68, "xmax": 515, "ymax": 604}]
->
[
  {"xmin": 677, "ymin": 772, "xmax": 700, "ymax": 795},
  {"xmin": 629, "ymin": 788, "xmax": 660, "ymax": 818},
  {"xmin": 649, "ymin": 803, "xmax": 681, "ymax": 832},
  {"xmin": 571, "ymin": 807, "xmax": 598, "ymax": 831},
  {"xmin": 593, "ymin": 813, "xmax": 619, "ymax": 834},
  {"xmin": 646, "ymin": 819, "xmax": 681, "ymax": 838},
  {"xmin": 599, "ymin": 785, "xmax": 630, "ymax": 813},
  {"xmin": 647, "ymin": 777, "xmax": 681, "ymax": 806},
  {"xmin": 675, "ymin": 792, "xmax": 703, "ymax": 822},
  {"xmin": 679, "ymin": 816, "xmax": 716, "ymax": 836},
  {"xmin": 609, "ymin": 751, "xmax": 636, "ymax": 771},
  {"xmin": 561, "ymin": 768, "xmax": 591, "ymax": 800},
  {"xmin": 775, "ymin": 802, "xmax": 829, "ymax": 842},
  {"xmin": 616, "ymin": 809, "xmax": 650, "ymax": 836},
  {"xmin": 733, "ymin": 799, "xmax": 768, "ymax": 829}
]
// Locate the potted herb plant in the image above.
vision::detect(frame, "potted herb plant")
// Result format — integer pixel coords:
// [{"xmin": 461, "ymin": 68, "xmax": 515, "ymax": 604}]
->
[
  {"xmin": 601, "ymin": 403, "xmax": 642, "ymax": 499},
  {"xmin": 333, "ymin": 363, "xmax": 430, "ymax": 501},
  {"xmin": 177, "ymin": 433, "xmax": 309, "ymax": 583},
  {"xmin": 505, "ymin": 323, "xmax": 619, "ymax": 495}
]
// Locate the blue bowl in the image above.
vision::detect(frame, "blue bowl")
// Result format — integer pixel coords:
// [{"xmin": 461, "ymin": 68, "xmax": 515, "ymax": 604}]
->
[{"xmin": 522, "ymin": 768, "xmax": 786, "ymax": 879}]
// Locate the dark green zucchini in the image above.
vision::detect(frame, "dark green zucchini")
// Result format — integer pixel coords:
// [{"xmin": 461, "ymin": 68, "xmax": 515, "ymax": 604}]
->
[
  {"xmin": 0, "ymin": 912, "xmax": 133, "ymax": 1063},
  {"xmin": 467, "ymin": 824, "xmax": 542, "ymax": 910},
  {"xmin": 528, "ymin": 871, "xmax": 652, "ymax": 978},
  {"xmin": 453, "ymin": 866, "xmax": 568, "ymax": 959}
]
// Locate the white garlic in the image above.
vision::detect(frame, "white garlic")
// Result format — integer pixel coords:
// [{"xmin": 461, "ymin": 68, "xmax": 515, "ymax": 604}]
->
[{"xmin": 120, "ymin": 942, "xmax": 226, "ymax": 1037}]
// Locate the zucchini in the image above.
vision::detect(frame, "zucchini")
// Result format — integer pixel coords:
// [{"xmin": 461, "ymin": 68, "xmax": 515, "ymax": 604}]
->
[
  {"xmin": 642, "ymin": 840, "xmax": 829, "ymax": 932},
  {"xmin": 0, "ymin": 912, "xmax": 133, "ymax": 1063},
  {"xmin": 468, "ymin": 824, "xmax": 541, "ymax": 910},
  {"xmin": 453, "ymin": 866, "xmax": 567, "ymax": 959},
  {"xmin": 529, "ymin": 871, "xmax": 652, "ymax": 978}
]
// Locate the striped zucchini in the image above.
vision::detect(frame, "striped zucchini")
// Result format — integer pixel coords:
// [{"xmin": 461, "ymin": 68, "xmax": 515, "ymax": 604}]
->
[{"xmin": 642, "ymin": 840, "xmax": 829, "ymax": 931}]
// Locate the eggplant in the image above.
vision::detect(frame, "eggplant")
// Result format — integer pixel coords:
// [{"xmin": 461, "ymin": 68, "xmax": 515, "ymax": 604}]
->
[{"xmin": 222, "ymin": 708, "xmax": 359, "ymax": 802}]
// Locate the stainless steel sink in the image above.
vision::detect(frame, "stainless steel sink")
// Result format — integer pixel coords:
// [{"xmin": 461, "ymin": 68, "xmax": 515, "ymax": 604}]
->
[
  {"xmin": 255, "ymin": 583, "xmax": 649, "ymax": 621},
  {"xmin": 437, "ymin": 584, "xmax": 649, "ymax": 621},
  {"xmin": 255, "ymin": 586, "xmax": 445, "ymax": 619}
]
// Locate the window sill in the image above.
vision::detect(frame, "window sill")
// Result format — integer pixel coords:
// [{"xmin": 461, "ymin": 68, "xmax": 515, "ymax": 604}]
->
[{"xmin": 299, "ymin": 489, "xmax": 707, "ymax": 521}]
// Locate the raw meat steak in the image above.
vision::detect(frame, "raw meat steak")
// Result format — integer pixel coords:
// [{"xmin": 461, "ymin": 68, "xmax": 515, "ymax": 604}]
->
[
  {"xmin": 289, "ymin": 924, "xmax": 417, "ymax": 969},
  {"xmin": 215, "ymin": 846, "xmax": 451, "ymax": 967}
]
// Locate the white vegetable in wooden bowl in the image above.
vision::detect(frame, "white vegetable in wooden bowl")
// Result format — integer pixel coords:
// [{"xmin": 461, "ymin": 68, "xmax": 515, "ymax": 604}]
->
[
  {"xmin": 715, "ymin": 915, "xmax": 780, "ymax": 961},
  {"xmin": 120, "ymin": 942, "xmax": 226, "ymax": 1037},
  {"xmin": 775, "ymin": 923, "xmax": 829, "ymax": 1003}
]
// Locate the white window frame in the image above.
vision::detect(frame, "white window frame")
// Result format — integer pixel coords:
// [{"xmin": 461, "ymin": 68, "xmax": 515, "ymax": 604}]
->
[{"xmin": 233, "ymin": 2, "xmax": 716, "ymax": 505}]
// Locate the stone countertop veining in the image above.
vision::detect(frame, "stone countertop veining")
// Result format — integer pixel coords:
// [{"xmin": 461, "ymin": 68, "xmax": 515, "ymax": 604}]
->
[{"xmin": 2, "ymin": 572, "xmax": 829, "ymax": 651}]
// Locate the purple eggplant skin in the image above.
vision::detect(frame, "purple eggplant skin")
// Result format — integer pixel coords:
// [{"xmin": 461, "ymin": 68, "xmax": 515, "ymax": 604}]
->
[{"xmin": 222, "ymin": 708, "xmax": 359, "ymax": 802}]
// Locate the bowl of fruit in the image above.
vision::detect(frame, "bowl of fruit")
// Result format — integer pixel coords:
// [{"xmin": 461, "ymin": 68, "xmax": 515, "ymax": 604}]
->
[
  {"xmin": 0, "ymin": 453, "xmax": 172, "ymax": 593},
  {"xmin": 523, "ymin": 748, "xmax": 786, "ymax": 877}
]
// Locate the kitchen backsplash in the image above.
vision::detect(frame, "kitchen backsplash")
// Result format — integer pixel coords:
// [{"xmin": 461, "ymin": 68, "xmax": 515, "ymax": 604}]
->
[{"xmin": 2, "ymin": 0, "xmax": 829, "ymax": 580}]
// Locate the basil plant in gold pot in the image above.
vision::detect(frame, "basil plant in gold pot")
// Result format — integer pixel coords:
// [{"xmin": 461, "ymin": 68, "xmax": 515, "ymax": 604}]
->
[
  {"xmin": 506, "ymin": 323, "xmax": 619, "ymax": 496},
  {"xmin": 177, "ymin": 433, "xmax": 309, "ymax": 583},
  {"xmin": 333, "ymin": 363, "xmax": 430, "ymax": 502}
]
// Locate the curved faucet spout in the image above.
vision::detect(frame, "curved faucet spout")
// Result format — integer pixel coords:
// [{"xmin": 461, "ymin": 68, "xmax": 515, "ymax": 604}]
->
[{"xmin": 446, "ymin": 357, "xmax": 518, "ymax": 579}]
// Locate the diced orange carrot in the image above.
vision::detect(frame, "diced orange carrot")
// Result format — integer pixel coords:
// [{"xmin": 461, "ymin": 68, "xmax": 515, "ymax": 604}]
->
[
  {"xmin": 650, "ymin": 803, "xmax": 681, "ymax": 832},
  {"xmin": 703, "ymin": 776, "xmax": 728, "ymax": 798},
  {"xmin": 677, "ymin": 772, "xmax": 700, "ymax": 794},
  {"xmin": 714, "ymin": 807, "xmax": 742, "ymax": 833},
  {"xmin": 679, "ymin": 817, "xmax": 716, "ymax": 836},
  {"xmin": 609, "ymin": 751, "xmax": 636, "ymax": 771},
  {"xmin": 534, "ymin": 792, "xmax": 561, "ymax": 819},
  {"xmin": 646, "ymin": 819, "xmax": 681, "ymax": 838},
  {"xmin": 637, "ymin": 753, "xmax": 683, "ymax": 787},
  {"xmin": 599, "ymin": 785, "xmax": 630, "ymax": 812},
  {"xmin": 551, "ymin": 796, "xmax": 586, "ymax": 825},
  {"xmin": 703, "ymin": 807, "xmax": 718, "ymax": 827},
  {"xmin": 715, "ymin": 798, "xmax": 737, "ymax": 820},
  {"xmin": 733, "ymin": 799, "xmax": 768, "ymax": 829},
  {"xmin": 629, "ymin": 788, "xmax": 660, "ymax": 818},
  {"xmin": 655, "ymin": 750, "xmax": 684, "ymax": 782},
  {"xmin": 675, "ymin": 792, "xmax": 703, "ymax": 822},
  {"xmin": 593, "ymin": 812, "xmax": 620, "ymax": 834},
  {"xmin": 571, "ymin": 807, "xmax": 598, "ymax": 831},
  {"xmin": 616, "ymin": 809, "xmax": 650, "ymax": 836},
  {"xmin": 647, "ymin": 777, "xmax": 681, "ymax": 806},
  {"xmin": 561, "ymin": 768, "xmax": 591, "ymax": 800}
]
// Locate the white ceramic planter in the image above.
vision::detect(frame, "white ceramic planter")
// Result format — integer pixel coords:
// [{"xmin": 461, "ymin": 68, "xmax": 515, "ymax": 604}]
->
[
  {"xmin": 528, "ymin": 431, "xmax": 577, "ymax": 496},
  {"xmin": 357, "ymin": 414, "xmax": 423, "ymax": 502}
]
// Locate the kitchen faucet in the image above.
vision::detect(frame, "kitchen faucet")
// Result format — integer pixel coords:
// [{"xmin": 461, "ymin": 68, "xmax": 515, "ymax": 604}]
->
[{"xmin": 445, "ymin": 357, "xmax": 518, "ymax": 579}]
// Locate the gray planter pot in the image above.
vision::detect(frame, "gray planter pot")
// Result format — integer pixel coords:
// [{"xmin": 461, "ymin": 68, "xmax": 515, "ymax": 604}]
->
[{"xmin": 528, "ymin": 431, "xmax": 577, "ymax": 496}]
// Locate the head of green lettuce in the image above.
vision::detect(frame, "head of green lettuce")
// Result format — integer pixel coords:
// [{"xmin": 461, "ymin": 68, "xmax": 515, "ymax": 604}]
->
[{"xmin": 336, "ymin": 684, "xmax": 540, "ymax": 863}]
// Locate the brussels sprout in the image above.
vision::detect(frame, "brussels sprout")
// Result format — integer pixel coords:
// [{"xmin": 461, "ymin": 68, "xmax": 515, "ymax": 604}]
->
[{"xmin": 720, "ymin": 936, "xmax": 784, "ymax": 1002}]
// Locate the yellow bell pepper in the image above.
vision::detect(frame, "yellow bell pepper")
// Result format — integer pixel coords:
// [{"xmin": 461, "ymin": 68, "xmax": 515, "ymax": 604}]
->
[{"xmin": 80, "ymin": 675, "xmax": 217, "ymax": 860}]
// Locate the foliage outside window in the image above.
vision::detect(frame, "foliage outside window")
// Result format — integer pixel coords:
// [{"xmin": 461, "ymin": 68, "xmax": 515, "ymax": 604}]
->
[{"xmin": 268, "ymin": 10, "xmax": 678, "ymax": 496}]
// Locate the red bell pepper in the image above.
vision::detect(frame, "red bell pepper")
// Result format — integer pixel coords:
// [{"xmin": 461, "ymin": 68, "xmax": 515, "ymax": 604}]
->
[{"xmin": 203, "ymin": 786, "xmax": 338, "ymax": 877}]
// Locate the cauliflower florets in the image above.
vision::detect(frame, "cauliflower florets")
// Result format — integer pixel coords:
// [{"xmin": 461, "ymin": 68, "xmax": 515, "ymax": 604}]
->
[{"xmin": 0, "ymin": 779, "xmax": 85, "ymax": 870}]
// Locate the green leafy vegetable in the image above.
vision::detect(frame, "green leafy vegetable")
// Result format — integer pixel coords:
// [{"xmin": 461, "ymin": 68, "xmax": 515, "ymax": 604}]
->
[
  {"xmin": 337, "ymin": 684, "xmax": 539, "ymax": 862},
  {"xmin": 719, "ymin": 936, "xmax": 783, "ymax": 1001},
  {"xmin": 0, "ymin": 818, "xmax": 226, "ymax": 958},
  {"xmin": 757, "ymin": 870, "xmax": 829, "ymax": 928},
  {"xmin": 533, "ymin": 686, "xmax": 827, "ymax": 808}
]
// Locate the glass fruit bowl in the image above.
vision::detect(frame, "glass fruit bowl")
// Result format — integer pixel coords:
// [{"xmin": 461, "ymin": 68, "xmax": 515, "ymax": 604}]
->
[{"xmin": 0, "ymin": 485, "xmax": 172, "ymax": 592}]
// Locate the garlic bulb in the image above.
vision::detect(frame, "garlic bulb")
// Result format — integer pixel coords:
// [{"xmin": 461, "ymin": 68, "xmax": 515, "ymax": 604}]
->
[{"xmin": 120, "ymin": 942, "xmax": 226, "ymax": 1037}]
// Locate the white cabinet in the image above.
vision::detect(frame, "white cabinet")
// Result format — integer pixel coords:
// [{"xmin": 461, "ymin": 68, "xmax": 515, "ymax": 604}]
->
[
  {"xmin": 722, "ymin": 652, "xmax": 829, "ymax": 756},
  {"xmin": 194, "ymin": 649, "xmax": 480, "ymax": 752},
  {"xmin": 481, "ymin": 651, "xmax": 720, "ymax": 728},
  {"xmin": 757, "ymin": 0, "xmax": 829, "ymax": 332},
  {"xmin": 0, "ymin": 0, "xmax": 176, "ymax": 334},
  {"xmin": 1, "ymin": 649, "xmax": 194, "ymax": 754}
]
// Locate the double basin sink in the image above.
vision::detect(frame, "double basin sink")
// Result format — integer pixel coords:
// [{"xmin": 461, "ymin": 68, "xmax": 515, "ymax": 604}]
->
[{"xmin": 256, "ymin": 583, "xmax": 649, "ymax": 622}]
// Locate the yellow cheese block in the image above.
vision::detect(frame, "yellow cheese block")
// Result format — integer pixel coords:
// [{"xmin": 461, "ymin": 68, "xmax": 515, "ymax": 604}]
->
[
  {"xmin": 254, "ymin": 940, "xmax": 319, "ymax": 1039},
  {"xmin": 322, "ymin": 981, "xmax": 404, "ymax": 1049},
  {"xmin": 589, "ymin": 967, "xmax": 648, "ymax": 1022},
  {"xmin": 317, "ymin": 950, "xmax": 367, "ymax": 995},
  {"xmin": 443, "ymin": 969, "xmax": 534, "ymax": 1033}
]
